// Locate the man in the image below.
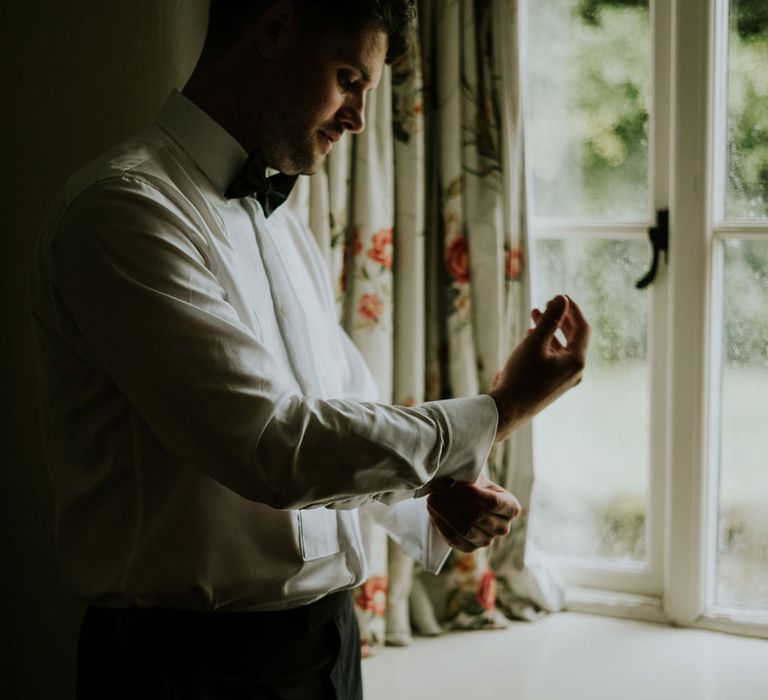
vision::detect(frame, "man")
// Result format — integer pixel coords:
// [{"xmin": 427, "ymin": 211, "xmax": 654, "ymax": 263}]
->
[{"xmin": 31, "ymin": 1, "xmax": 589, "ymax": 698}]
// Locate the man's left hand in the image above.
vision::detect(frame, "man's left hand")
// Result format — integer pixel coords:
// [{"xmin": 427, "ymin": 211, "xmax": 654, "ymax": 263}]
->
[{"xmin": 426, "ymin": 475, "xmax": 521, "ymax": 553}]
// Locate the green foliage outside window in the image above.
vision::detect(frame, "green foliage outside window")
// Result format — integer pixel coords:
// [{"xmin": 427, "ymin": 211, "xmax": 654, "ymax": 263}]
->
[{"xmin": 534, "ymin": 0, "xmax": 768, "ymax": 367}]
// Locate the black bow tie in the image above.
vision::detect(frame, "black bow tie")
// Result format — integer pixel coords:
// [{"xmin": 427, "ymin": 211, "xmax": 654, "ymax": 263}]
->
[{"xmin": 225, "ymin": 150, "xmax": 298, "ymax": 217}]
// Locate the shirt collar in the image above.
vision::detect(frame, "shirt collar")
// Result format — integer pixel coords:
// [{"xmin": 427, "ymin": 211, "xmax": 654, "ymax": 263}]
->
[{"xmin": 155, "ymin": 89, "xmax": 248, "ymax": 197}]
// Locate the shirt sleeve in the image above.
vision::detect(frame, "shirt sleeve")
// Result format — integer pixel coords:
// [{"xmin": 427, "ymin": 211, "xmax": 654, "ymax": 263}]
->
[
  {"xmin": 357, "ymin": 398, "xmax": 490, "ymax": 573},
  {"xmin": 330, "ymin": 268, "xmax": 483, "ymax": 573},
  {"xmin": 359, "ymin": 498, "xmax": 453, "ymax": 574},
  {"xmin": 48, "ymin": 176, "xmax": 499, "ymax": 511}
]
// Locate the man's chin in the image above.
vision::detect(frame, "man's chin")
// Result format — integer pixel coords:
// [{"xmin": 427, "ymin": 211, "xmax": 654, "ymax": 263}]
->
[
  {"xmin": 277, "ymin": 148, "xmax": 325, "ymax": 177},
  {"xmin": 297, "ymin": 153, "xmax": 327, "ymax": 177},
  {"xmin": 265, "ymin": 146, "xmax": 323, "ymax": 177}
]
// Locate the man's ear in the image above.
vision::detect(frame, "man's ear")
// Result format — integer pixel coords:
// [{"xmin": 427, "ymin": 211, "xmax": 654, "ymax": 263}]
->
[{"xmin": 255, "ymin": 0, "xmax": 298, "ymax": 59}]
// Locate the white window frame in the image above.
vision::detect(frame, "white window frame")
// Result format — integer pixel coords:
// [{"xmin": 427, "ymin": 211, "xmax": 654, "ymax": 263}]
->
[
  {"xmin": 524, "ymin": 0, "xmax": 768, "ymax": 639},
  {"xmin": 525, "ymin": 0, "xmax": 671, "ymax": 601},
  {"xmin": 668, "ymin": 0, "xmax": 768, "ymax": 638}
]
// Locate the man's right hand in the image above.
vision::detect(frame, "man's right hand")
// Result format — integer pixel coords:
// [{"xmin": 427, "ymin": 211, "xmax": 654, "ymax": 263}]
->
[{"xmin": 488, "ymin": 294, "xmax": 589, "ymax": 443}]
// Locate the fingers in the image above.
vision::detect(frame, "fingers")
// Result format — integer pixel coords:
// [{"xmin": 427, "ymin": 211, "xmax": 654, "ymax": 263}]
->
[
  {"xmin": 561, "ymin": 312, "xmax": 575, "ymax": 340},
  {"xmin": 531, "ymin": 307, "xmax": 564, "ymax": 351},
  {"xmin": 426, "ymin": 480, "xmax": 521, "ymax": 552},
  {"xmin": 531, "ymin": 296, "xmax": 589, "ymax": 358},
  {"xmin": 530, "ymin": 295, "xmax": 568, "ymax": 347},
  {"xmin": 427, "ymin": 502, "xmax": 481, "ymax": 552},
  {"xmin": 451, "ymin": 480, "xmax": 520, "ymax": 518},
  {"xmin": 428, "ymin": 491, "xmax": 514, "ymax": 537},
  {"xmin": 564, "ymin": 295, "xmax": 590, "ymax": 357}
]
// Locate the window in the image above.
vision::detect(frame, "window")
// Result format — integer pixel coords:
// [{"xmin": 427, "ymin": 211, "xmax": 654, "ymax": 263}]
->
[
  {"xmin": 525, "ymin": 0, "xmax": 664, "ymax": 596},
  {"xmin": 712, "ymin": 0, "xmax": 768, "ymax": 617},
  {"xmin": 523, "ymin": 0, "xmax": 768, "ymax": 634}
]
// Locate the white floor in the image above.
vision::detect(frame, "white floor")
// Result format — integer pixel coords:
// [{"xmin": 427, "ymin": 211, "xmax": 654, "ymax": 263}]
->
[{"xmin": 361, "ymin": 612, "xmax": 768, "ymax": 700}]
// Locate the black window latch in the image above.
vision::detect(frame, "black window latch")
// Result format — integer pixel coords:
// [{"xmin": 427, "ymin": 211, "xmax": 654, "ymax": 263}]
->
[{"xmin": 636, "ymin": 209, "xmax": 669, "ymax": 289}]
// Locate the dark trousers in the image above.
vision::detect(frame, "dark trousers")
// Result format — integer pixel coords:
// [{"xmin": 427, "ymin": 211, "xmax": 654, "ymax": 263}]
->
[{"xmin": 76, "ymin": 591, "xmax": 362, "ymax": 699}]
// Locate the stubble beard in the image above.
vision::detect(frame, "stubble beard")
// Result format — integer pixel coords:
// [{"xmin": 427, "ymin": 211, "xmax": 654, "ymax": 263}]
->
[{"xmin": 260, "ymin": 110, "xmax": 324, "ymax": 176}]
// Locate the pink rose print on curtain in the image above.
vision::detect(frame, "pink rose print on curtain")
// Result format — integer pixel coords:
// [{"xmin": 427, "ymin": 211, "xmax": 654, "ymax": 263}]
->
[
  {"xmin": 476, "ymin": 569, "xmax": 497, "ymax": 612},
  {"xmin": 357, "ymin": 293, "xmax": 383, "ymax": 323},
  {"xmin": 355, "ymin": 575, "xmax": 388, "ymax": 658},
  {"xmin": 445, "ymin": 234, "xmax": 470, "ymax": 283},
  {"xmin": 505, "ymin": 245, "xmax": 522, "ymax": 281},
  {"xmin": 442, "ymin": 553, "xmax": 505, "ymax": 630},
  {"xmin": 367, "ymin": 227, "xmax": 393, "ymax": 269},
  {"xmin": 355, "ymin": 575, "xmax": 388, "ymax": 617}
]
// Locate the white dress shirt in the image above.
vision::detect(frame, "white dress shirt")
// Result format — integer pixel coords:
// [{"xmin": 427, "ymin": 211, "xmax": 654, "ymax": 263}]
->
[{"xmin": 30, "ymin": 90, "xmax": 498, "ymax": 611}]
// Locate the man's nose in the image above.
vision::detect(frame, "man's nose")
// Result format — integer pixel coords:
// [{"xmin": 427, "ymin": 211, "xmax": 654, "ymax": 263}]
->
[{"xmin": 339, "ymin": 94, "xmax": 365, "ymax": 134}]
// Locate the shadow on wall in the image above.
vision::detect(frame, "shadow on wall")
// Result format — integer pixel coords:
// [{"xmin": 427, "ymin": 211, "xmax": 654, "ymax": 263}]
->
[{"xmin": 1, "ymin": 2, "xmax": 208, "ymax": 697}]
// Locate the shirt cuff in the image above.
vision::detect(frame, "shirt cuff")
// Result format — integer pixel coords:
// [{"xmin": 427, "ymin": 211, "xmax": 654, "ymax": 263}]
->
[
  {"xmin": 414, "ymin": 394, "xmax": 498, "ymax": 497},
  {"xmin": 331, "ymin": 394, "xmax": 498, "ymax": 511},
  {"xmin": 360, "ymin": 498, "xmax": 452, "ymax": 574}
]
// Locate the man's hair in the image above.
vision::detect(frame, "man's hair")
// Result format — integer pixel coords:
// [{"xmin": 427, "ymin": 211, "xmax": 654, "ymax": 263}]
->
[{"xmin": 204, "ymin": 0, "xmax": 415, "ymax": 65}]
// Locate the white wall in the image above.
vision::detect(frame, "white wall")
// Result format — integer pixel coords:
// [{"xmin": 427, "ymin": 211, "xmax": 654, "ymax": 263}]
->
[{"xmin": 1, "ymin": 3, "xmax": 208, "ymax": 696}]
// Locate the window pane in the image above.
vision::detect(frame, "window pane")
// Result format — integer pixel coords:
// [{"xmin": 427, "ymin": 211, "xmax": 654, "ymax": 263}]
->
[
  {"xmin": 525, "ymin": 0, "xmax": 650, "ymax": 219},
  {"xmin": 725, "ymin": 0, "xmax": 768, "ymax": 220},
  {"xmin": 716, "ymin": 239, "xmax": 768, "ymax": 609},
  {"xmin": 530, "ymin": 238, "xmax": 650, "ymax": 561}
]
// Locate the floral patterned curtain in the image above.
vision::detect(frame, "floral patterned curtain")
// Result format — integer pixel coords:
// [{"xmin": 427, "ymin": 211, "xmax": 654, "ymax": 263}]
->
[{"xmin": 287, "ymin": 0, "xmax": 561, "ymax": 654}]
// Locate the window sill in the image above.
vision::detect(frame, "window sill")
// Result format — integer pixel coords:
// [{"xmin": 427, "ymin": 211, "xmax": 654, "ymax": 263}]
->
[{"xmin": 564, "ymin": 586, "xmax": 768, "ymax": 640}]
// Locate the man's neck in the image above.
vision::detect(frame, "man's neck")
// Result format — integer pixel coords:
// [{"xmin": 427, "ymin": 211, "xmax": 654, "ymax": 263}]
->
[{"xmin": 182, "ymin": 66, "xmax": 262, "ymax": 155}]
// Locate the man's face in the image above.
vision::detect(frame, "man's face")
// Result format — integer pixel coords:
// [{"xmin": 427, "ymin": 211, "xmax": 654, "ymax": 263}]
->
[{"xmin": 258, "ymin": 25, "xmax": 388, "ymax": 175}]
